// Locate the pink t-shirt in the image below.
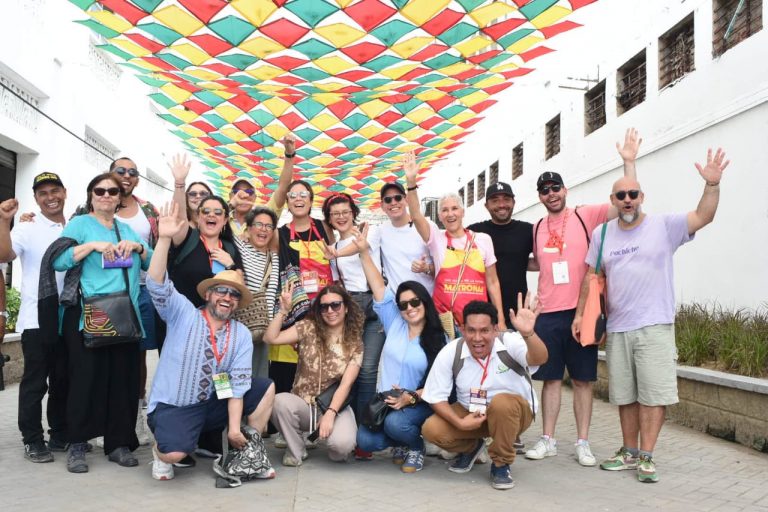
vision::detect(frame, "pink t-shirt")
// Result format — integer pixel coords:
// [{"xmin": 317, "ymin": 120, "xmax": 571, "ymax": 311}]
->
[
  {"xmin": 534, "ymin": 204, "xmax": 609, "ymax": 313},
  {"xmin": 427, "ymin": 221, "xmax": 497, "ymax": 277}
]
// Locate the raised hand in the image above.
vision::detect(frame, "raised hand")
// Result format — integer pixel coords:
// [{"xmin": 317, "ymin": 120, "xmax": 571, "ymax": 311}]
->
[
  {"xmin": 509, "ymin": 292, "xmax": 540, "ymax": 336},
  {"xmin": 0, "ymin": 199, "xmax": 18, "ymax": 221},
  {"xmin": 281, "ymin": 133, "xmax": 296, "ymax": 154},
  {"xmin": 695, "ymin": 148, "xmax": 729, "ymax": 186},
  {"xmin": 168, "ymin": 153, "xmax": 191, "ymax": 184},
  {"xmin": 351, "ymin": 223, "xmax": 370, "ymax": 252},
  {"xmin": 403, "ymin": 151, "xmax": 418, "ymax": 182},
  {"xmin": 158, "ymin": 202, "xmax": 186, "ymax": 239},
  {"xmin": 320, "ymin": 241, "xmax": 338, "ymax": 261},
  {"xmin": 279, "ymin": 281, "xmax": 294, "ymax": 313},
  {"xmin": 210, "ymin": 247, "xmax": 234, "ymax": 267},
  {"xmin": 616, "ymin": 127, "xmax": 642, "ymax": 162}
]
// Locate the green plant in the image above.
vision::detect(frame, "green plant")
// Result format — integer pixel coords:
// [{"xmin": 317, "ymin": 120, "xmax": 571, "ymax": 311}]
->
[{"xmin": 5, "ymin": 287, "xmax": 20, "ymax": 332}]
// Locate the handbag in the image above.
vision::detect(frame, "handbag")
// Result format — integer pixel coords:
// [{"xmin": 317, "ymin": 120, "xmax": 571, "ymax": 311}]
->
[
  {"xmin": 579, "ymin": 222, "xmax": 608, "ymax": 347},
  {"xmin": 361, "ymin": 389, "xmax": 405, "ymax": 432},
  {"xmin": 234, "ymin": 252, "xmax": 273, "ymax": 336},
  {"xmin": 213, "ymin": 425, "xmax": 274, "ymax": 488},
  {"xmin": 438, "ymin": 232, "xmax": 475, "ymax": 341},
  {"xmin": 82, "ymin": 222, "xmax": 142, "ymax": 348},
  {"xmin": 278, "ymin": 263, "xmax": 311, "ymax": 329}
]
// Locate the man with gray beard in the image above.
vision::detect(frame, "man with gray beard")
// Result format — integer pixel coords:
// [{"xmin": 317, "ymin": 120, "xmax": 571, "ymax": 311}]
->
[{"xmin": 572, "ymin": 148, "xmax": 729, "ymax": 483}]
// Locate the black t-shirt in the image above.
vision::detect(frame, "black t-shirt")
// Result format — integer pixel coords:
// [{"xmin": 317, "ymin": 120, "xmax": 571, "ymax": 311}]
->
[
  {"xmin": 467, "ymin": 219, "xmax": 533, "ymax": 324},
  {"xmin": 168, "ymin": 229, "xmax": 243, "ymax": 308},
  {"xmin": 278, "ymin": 218, "xmax": 332, "ymax": 269}
]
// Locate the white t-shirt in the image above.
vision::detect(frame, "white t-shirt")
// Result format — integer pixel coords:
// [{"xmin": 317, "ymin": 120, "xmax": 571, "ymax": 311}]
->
[
  {"xmin": 11, "ymin": 215, "xmax": 65, "ymax": 331},
  {"xmin": 330, "ymin": 232, "xmax": 381, "ymax": 292},
  {"xmin": 119, "ymin": 206, "xmax": 151, "ymax": 285},
  {"xmin": 369, "ymin": 221, "xmax": 434, "ymax": 294},
  {"xmin": 422, "ymin": 332, "xmax": 538, "ymax": 414}
]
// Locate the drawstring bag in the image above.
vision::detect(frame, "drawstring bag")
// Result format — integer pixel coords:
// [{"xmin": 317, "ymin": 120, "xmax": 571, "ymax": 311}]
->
[{"xmin": 213, "ymin": 425, "xmax": 274, "ymax": 488}]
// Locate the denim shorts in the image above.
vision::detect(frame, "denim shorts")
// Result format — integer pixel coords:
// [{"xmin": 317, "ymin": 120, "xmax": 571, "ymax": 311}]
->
[
  {"xmin": 532, "ymin": 309, "xmax": 598, "ymax": 382},
  {"xmin": 148, "ymin": 377, "xmax": 272, "ymax": 455}
]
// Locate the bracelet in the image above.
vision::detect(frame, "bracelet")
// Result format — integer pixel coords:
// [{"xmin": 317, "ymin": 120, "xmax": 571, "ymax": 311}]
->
[
  {"xmin": 136, "ymin": 244, "xmax": 144, "ymax": 255},
  {"xmin": 407, "ymin": 185, "xmax": 418, "ymax": 191},
  {"xmin": 327, "ymin": 407, "xmax": 338, "ymax": 416},
  {"xmin": 284, "ymin": 152, "xmax": 296, "ymax": 158},
  {"xmin": 174, "ymin": 182, "xmax": 186, "ymax": 189},
  {"xmin": 706, "ymin": 182, "xmax": 720, "ymax": 187},
  {"xmin": 521, "ymin": 331, "xmax": 535, "ymax": 339}
]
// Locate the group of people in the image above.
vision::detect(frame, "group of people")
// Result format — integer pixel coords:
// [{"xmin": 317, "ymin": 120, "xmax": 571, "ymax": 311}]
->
[{"xmin": 0, "ymin": 127, "xmax": 728, "ymax": 490}]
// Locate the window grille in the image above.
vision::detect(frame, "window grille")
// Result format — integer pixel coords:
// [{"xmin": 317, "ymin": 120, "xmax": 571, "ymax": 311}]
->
[
  {"xmin": 659, "ymin": 14, "xmax": 695, "ymax": 88},
  {"xmin": 584, "ymin": 81, "xmax": 606, "ymax": 135},
  {"xmin": 617, "ymin": 51, "xmax": 646, "ymax": 115},
  {"xmin": 512, "ymin": 143, "xmax": 523, "ymax": 180},
  {"xmin": 467, "ymin": 179, "xmax": 475, "ymax": 206},
  {"xmin": 545, "ymin": 114, "xmax": 561, "ymax": 159},
  {"xmin": 477, "ymin": 171, "xmax": 486, "ymax": 200}
]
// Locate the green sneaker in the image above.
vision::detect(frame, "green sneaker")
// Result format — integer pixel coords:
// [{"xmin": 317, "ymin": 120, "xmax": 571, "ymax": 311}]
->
[
  {"xmin": 599, "ymin": 447, "xmax": 638, "ymax": 471},
  {"xmin": 637, "ymin": 455, "xmax": 659, "ymax": 483}
]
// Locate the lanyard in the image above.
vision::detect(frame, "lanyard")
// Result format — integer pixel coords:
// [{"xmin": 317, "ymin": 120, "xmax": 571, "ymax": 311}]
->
[
  {"xmin": 290, "ymin": 219, "xmax": 323, "ymax": 257},
  {"xmin": 200, "ymin": 235, "xmax": 223, "ymax": 268},
  {"xmin": 202, "ymin": 310, "xmax": 231, "ymax": 365},
  {"xmin": 474, "ymin": 354, "xmax": 491, "ymax": 387},
  {"xmin": 446, "ymin": 228, "xmax": 473, "ymax": 251},
  {"xmin": 546, "ymin": 208, "xmax": 570, "ymax": 256}
]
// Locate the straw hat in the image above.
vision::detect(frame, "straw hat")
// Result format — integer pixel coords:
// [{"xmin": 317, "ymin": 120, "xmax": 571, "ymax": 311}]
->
[{"xmin": 196, "ymin": 270, "xmax": 253, "ymax": 309}]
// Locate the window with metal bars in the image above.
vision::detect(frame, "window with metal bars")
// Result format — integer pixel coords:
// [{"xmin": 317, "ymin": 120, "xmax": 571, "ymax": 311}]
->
[
  {"xmin": 617, "ymin": 51, "xmax": 646, "ymax": 115},
  {"xmin": 659, "ymin": 14, "xmax": 695, "ymax": 89},
  {"xmin": 713, "ymin": 0, "xmax": 762, "ymax": 56},
  {"xmin": 489, "ymin": 161, "xmax": 498, "ymax": 186},
  {"xmin": 545, "ymin": 114, "xmax": 561, "ymax": 159},
  {"xmin": 467, "ymin": 179, "xmax": 475, "ymax": 206},
  {"xmin": 584, "ymin": 81, "xmax": 606, "ymax": 135},
  {"xmin": 512, "ymin": 143, "xmax": 523, "ymax": 180},
  {"xmin": 477, "ymin": 171, "xmax": 486, "ymax": 200}
]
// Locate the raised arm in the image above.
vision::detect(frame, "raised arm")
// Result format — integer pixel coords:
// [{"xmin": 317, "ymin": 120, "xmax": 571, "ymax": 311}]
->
[
  {"xmin": 0, "ymin": 199, "xmax": 19, "ymax": 262},
  {"xmin": 608, "ymin": 128, "xmax": 642, "ymax": 219},
  {"xmin": 353, "ymin": 224, "xmax": 386, "ymax": 301},
  {"xmin": 148, "ymin": 202, "xmax": 187, "ymax": 284},
  {"xmin": 687, "ymin": 148, "xmax": 728, "ymax": 235},
  {"xmin": 263, "ymin": 283, "xmax": 300, "ymax": 345},
  {"xmin": 168, "ymin": 154, "xmax": 191, "ymax": 246},
  {"xmin": 272, "ymin": 134, "xmax": 296, "ymax": 211},
  {"xmin": 403, "ymin": 151, "xmax": 430, "ymax": 242}
]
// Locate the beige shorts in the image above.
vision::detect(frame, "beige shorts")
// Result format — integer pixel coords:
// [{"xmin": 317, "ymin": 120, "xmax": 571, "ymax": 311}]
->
[{"xmin": 605, "ymin": 324, "xmax": 678, "ymax": 406}]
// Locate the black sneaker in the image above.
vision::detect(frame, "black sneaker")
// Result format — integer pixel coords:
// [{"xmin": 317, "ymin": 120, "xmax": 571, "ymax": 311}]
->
[
  {"xmin": 47, "ymin": 438, "xmax": 69, "ymax": 452},
  {"xmin": 107, "ymin": 446, "xmax": 138, "ymax": 467},
  {"xmin": 173, "ymin": 454, "xmax": 197, "ymax": 468},
  {"xmin": 490, "ymin": 463, "xmax": 515, "ymax": 490},
  {"xmin": 24, "ymin": 440, "xmax": 54, "ymax": 463},
  {"xmin": 448, "ymin": 439, "xmax": 485, "ymax": 474},
  {"xmin": 67, "ymin": 443, "xmax": 89, "ymax": 473}
]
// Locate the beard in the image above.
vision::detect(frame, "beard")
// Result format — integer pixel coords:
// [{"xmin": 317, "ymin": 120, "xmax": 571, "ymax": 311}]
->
[
  {"xmin": 207, "ymin": 303, "xmax": 234, "ymax": 320},
  {"xmin": 620, "ymin": 207, "xmax": 641, "ymax": 224}
]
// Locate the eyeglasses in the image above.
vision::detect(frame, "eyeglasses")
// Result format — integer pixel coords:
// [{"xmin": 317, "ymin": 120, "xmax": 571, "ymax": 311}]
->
[
  {"xmin": 318, "ymin": 301, "xmax": 343, "ymax": 313},
  {"xmin": 383, "ymin": 194, "xmax": 404, "ymax": 204},
  {"xmin": 614, "ymin": 190, "xmax": 640, "ymax": 201},
  {"xmin": 93, "ymin": 187, "xmax": 120, "ymax": 197},
  {"xmin": 397, "ymin": 298, "xmax": 423, "ymax": 311},
  {"xmin": 330, "ymin": 210, "xmax": 353, "ymax": 218},
  {"xmin": 200, "ymin": 207, "xmax": 225, "ymax": 216},
  {"xmin": 288, "ymin": 191, "xmax": 311, "ymax": 199},
  {"xmin": 113, "ymin": 167, "xmax": 139, "ymax": 178},
  {"xmin": 187, "ymin": 190, "xmax": 210, "ymax": 199},
  {"xmin": 538, "ymin": 184, "xmax": 562, "ymax": 196},
  {"xmin": 250, "ymin": 221, "xmax": 275, "ymax": 231},
  {"xmin": 234, "ymin": 188, "xmax": 255, "ymax": 196},
  {"xmin": 209, "ymin": 286, "xmax": 242, "ymax": 299}
]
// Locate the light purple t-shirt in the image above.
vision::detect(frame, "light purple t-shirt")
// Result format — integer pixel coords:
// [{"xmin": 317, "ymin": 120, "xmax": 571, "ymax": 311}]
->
[{"xmin": 585, "ymin": 214, "xmax": 693, "ymax": 333}]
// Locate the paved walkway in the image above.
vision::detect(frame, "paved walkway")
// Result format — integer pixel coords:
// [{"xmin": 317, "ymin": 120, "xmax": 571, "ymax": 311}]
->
[{"xmin": 1, "ymin": 352, "xmax": 767, "ymax": 512}]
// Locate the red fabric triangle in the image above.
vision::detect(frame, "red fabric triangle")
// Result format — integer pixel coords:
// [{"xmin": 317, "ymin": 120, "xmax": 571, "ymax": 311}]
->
[
  {"xmin": 422, "ymin": 9, "xmax": 463, "ymax": 37},
  {"xmin": 99, "ymin": 0, "xmax": 148, "ymax": 25},
  {"xmin": 482, "ymin": 17, "xmax": 526, "ymax": 41},
  {"xmin": 178, "ymin": 0, "xmax": 228, "ymax": 24},
  {"xmin": 344, "ymin": 0, "xmax": 396, "ymax": 32},
  {"xmin": 520, "ymin": 46, "xmax": 554, "ymax": 62},
  {"xmin": 341, "ymin": 42, "xmax": 387, "ymax": 65},
  {"xmin": 410, "ymin": 44, "xmax": 450, "ymax": 62},
  {"xmin": 234, "ymin": 120, "xmax": 260, "ymax": 135},
  {"xmin": 279, "ymin": 112, "xmax": 305, "ymax": 130},
  {"xmin": 188, "ymin": 34, "xmax": 233, "ymax": 57},
  {"xmin": 539, "ymin": 20, "xmax": 581, "ymax": 39},
  {"xmin": 182, "ymin": 99, "xmax": 212, "ymax": 115},
  {"xmin": 259, "ymin": 19, "xmax": 310, "ymax": 48},
  {"xmin": 265, "ymin": 55, "xmax": 310, "ymax": 70},
  {"xmin": 327, "ymin": 100, "xmax": 357, "ymax": 119}
]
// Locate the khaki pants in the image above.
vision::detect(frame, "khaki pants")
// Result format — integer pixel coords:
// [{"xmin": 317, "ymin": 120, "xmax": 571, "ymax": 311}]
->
[
  {"xmin": 271, "ymin": 392, "xmax": 357, "ymax": 462},
  {"xmin": 422, "ymin": 393, "xmax": 533, "ymax": 466}
]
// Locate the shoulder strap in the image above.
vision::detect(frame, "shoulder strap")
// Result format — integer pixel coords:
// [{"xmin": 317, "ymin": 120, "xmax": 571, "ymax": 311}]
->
[
  {"xmin": 533, "ymin": 219, "xmax": 542, "ymax": 255},
  {"xmin": 174, "ymin": 228, "xmax": 200, "ymax": 266},
  {"xmin": 451, "ymin": 339, "xmax": 465, "ymax": 381},
  {"xmin": 573, "ymin": 207, "xmax": 590, "ymax": 244},
  {"xmin": 595, "ymin": 222, "xmax": 608, "ymax": 274},
  {"xmin": 450, "ymin": 232, "xmax": 475, "ymax": 309},
  {"xmin": 112, "ymin": 221, "xmax": 131, "ymax": 293}
]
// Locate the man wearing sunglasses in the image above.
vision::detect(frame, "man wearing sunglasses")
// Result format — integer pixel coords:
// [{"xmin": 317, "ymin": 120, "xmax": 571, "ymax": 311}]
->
[
  {"xmin": 526, "ymin": 128, "xmax": 641, "ymax": 468},
  {"xmin": 145, "ymin": 202, "xmax": 275, "ymax": 481},
  {"xmin": 573, "ymin": 148, "xmax": 729, "ymax": 483},
  {"xmin": 368, "ymin": 182, "xmax": 435, "ymax": 295}
]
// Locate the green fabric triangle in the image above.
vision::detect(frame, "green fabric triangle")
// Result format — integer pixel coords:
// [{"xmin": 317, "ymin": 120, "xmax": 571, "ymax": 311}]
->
[
  {"xmin": 285, "ymin": 0, "xmax": 338, "ymax": 28},
  {"xmin": 210, "ymin": 132, "xmax": 236, "ymax": 145},
  {"xmin": 202, "ymin": 113, "xmax": 228, "ymax": 129},
  {"xmin": 231, "ymin": 74, "xmax": 260, "ymax": 86},
  {"xmin": 294, "ymin": 98, "xmax": 326, "ymax": 119},
  {"xmin": 362, "ymin": 55, "xmax": 402, "ymax": 72},
  {"xmin": 452, "ymin": 87, "xmax": 479, "ymax": 98},
  {"xmin": 356, "ymin": 78, "xmax": 391, "ymax": 90},
  {"xmin": 342, "ymin": 113, "xmax": 369, "ymax": 131},
  {"xmin": 248, "ymin": 110, "xmax": 275, "ymax": 126},
  {"xmin": 130, "ymin": 0, "xmax": 164, "ymax": 11},
  {"xmin": 137, "ymin": 75, "xmax": 168, "ymax": 87},
  {"xmin": 455, "ymin": 0, "xmax": 485, "ymax": 11},
  {"xmin": 69, "ymin": 0, "xmax": 95, "ymax": 9},
  {"xmin": 193, "ymin": 91, "xmax": 227, "ymax": 107},
  {"xmin": 158, "ymin": 113, "xmax": 184, "ymax": 126},
  {"xmin": 97, "ymin": 43, "xmax": 132, "ymax": 61},
  {"xmin": 389, "ymin": 120, "xmax": 416, "ymax": 133},
  {"xmin": 520, "ymin": 0, "xmax": 558, "ymax": 20},
  {"xmin": 414, "ymin": 73, "xmax": 445, "ymax": 85},
  {"xmin": 341, "ymin": 136, "xmax": 366, "ymax": 150},
  {"xmin": 438, "ymin": 105, "xmax": 466, "ymax": 119},
  {"xmin": 371, "ymin": 19, "xmax": 416, "ymax": 47},
  {"xmin": 294, "ymin": 127, "xmax": 322, "ymax": 142},
  {"xmin": 149, "ymin": 93, "xmax": 177, "ymax": 110},
  {"xmin": 423, "ymin": 54, "xmax": 463, "ymax": 70},
  {"xmin": 75, "ymin": 19, "xmax": 120, "ymax": 39},
  {"xmin": 293, "ymin": 39, "xmax": 336, "ymax": 60},
  {"xmin": 297, "ymin": 147, "xmax": 321, "ymax": 159},
  {"xmin": 436, "ymin": 22, "xmax": 478, "ymax": 46},
  {"xmin": 393, "ymin": 98, "xmax": 421, "ymax": 115},
  {"xmin": 218, "ymin": 53, "xmax": 259, "ymax": 70},
  {"xmin": 156, "ymin": 53, "xmax": 192, "ymax": 71},
  {"xmin": 137, "ymin": 22, "xmax": 183, "ymax": 45},
  {"xmin": 292, "ymin": 67, "xmax": 331, "ymax": 81},
  {"xmin": 208, "ymin": 15, "xmax": 256, "ymax": 46},
  {"xmin": 498, "ymin": 28, "xmax": 535, "ymax": 49},
  {"xmin": 479, "ymin": 54, "xmax": 513, "ymax": 70},
  {"xmin": 171, "ymin": 129, "xmax": 192, "ymax": 140}
]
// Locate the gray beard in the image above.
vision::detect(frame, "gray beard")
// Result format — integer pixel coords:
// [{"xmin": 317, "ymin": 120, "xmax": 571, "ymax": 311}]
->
[
  {"xmin": 207, "ymin": 304, "xmax": 233, "ymax": 321},
  {"xmin": 620, "ymin": 209, "xmax": 640, "ymax": 224}
]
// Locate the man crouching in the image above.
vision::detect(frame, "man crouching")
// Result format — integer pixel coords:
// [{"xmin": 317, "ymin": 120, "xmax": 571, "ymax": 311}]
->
[
  {"xmin": 421, "ymin": 295, "xmax": 547, "ymax": 490},
  {"xmin": 146, "ymin": 202, "xmax": 275, "ymax": 481}
]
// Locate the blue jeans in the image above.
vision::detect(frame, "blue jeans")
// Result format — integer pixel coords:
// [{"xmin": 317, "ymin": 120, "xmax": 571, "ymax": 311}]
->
[
  {"xmin": 354, "ymin": 315, "xmax": 386, "ymax": 421},
  {"xmin": 356, "ymin": 402, "xmax": 433, "ymax": 452}
]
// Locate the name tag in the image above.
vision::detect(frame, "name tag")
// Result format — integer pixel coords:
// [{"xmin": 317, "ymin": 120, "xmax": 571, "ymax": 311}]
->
[
  {"xmin": 469, "ymin": 387, "xmax": 488, "ymax": 414},
  {"xmin": 552, "ymin": 261, "xmax": 569, "ymax": 285},
  {"xmin": 213, "ymin": 372, "xmax": 233, "ymax": 399},
  {"xmin": 301, "ymin": 270, "xmax": 319, "ymax": 294}
]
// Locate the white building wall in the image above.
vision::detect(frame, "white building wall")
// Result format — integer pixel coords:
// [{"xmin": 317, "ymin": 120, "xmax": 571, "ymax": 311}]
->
[{"xmin": 422, "ymin": 0, "xmax": 768, "ymax": 310}]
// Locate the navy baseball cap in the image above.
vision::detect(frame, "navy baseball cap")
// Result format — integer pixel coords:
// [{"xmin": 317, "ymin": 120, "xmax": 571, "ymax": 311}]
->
[
  {"xmin": 536, "ymin": 171, "xmax": 564, "ymax": 190},
  {"xmin": 486, "ymin": 182, "xmax": 514, "ymax": 199}
]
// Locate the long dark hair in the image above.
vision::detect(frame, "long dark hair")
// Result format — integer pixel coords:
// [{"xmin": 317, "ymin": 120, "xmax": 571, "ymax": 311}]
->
[
  {"xmin": 199, "ymin": 195, "xmax": 234, "ymax": 242},
  {"xmin": 396, "ymin": 280, "xmax": 446, "ymax": 374},
  {"xmin": 186, "ymin": 181, "xmax": 212, "ymax": 220},
  {"xmin": 321, "ymin": 192, "xmax": 360, "ymax": 225},
  {"xmin": 308, "ymin": 284, "xmax": 364, "ymax": 357},
  {"xmin": 85, "ymin": 173, "xmax": 125, "ymax": 213}
]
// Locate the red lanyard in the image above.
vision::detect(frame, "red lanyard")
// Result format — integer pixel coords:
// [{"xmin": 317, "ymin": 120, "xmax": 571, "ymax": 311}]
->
[
  {"xmin": 200, "ymin": 235, "xmax": 222, "ymax": 268},
  {"xmin": 202, "ymin": 310, "xmax": 231, "ymax": 365},
  {"xmin": 474, "ymin": 355, "xmax": 491, "ymax": 387},
  {"xmin": 446, "ymin": 228, "xmax": 473, "ymax": 251},
  {"xmin": 546, "ymin": 208, "xmax": 570, "ymax": 255},
  {"xmin": 290, "ymin": 219, "xmax": 323, "ymax": 256}
]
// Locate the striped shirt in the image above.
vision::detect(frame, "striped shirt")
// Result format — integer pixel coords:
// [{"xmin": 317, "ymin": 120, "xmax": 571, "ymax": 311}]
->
[{"xmin": 235, "ymin": 237, "xmax": 279, "ymax": 318}]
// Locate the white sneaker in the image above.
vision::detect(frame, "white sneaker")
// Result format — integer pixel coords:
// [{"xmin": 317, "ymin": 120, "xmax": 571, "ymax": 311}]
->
[
  {"xmin": 424, "ymin": 440, "xmax": 441, "ymax": 457},
  {"xmin": 437, "ymin": 449, "xmax": 457, "ymax": 460},
  {"xmin": 95, "ymin": 436, "xmax": 104, "ymax": 448},
  {"xmin": 152, "ymin": 448, "xmax": 175, "ymax": 481},
  {"xmin": 475, "ymin": 445, "xmax": 489, "ymax": 464},
  {"xmin": 575, "ymin": 441, "xmax": 597, "ymax": 467},
  {"xmin": 274, "ymin": 432, "xmax": 287, "ymax": 449},
  {"xmin": 525, "ymin": 436, "xmax": 557, "ymax": 460}
]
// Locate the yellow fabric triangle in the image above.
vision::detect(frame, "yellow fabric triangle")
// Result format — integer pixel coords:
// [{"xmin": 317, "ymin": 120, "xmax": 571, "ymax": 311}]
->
[
  {"xmin": 401, "ymin": 126, "xmax": 427, "ymax": 141},
  {"xmin": 472, "ymin": 75, "xmax": 505, "ymax": 89},
  {"xmin": 89, "ymin": 10, "xmax": 132, "ymax": 33},
  {"xmin": 239, "ymin": 36, "xmax": 286, "ymax": 58},
  {"xmin": 358, "ymin": 99, "xmax": 390, "ymax": 119},
  {"xmin": 380, "ymin": 63, "xmax": 420, "ymax": 80},
  {"xmin": 415, "ymin": 89, "xmax": 447, "ymax": 101},
  {"xmin": 314, "ymin": 23, "xmax": 366, "ymax": 47},
  {"xmin": 469, "ymin": 3, "xmax": 518, "ymax": 28},
  {"xmin": 188, "ymin": 138, "xmax": 210, "ymax": 150},
  {"xmin": 455, "ymin": 36, "xmax": 494, "ymax": 58},
  {"xmin": 391, "ymin": 36, "xmax": 435, "ymax": 59},
  {"xmin": 171, "ymin": 43, "xmax": 212, "ymax": 66},
  {"xmin": 531, "ymin": 5, "xmax": 571, "ymax": 29},
  {"xmin": 314, "ymin": 83, "xmax": 345, "ymax": 93},
  {"xmin": 440, "ymin": 126, "xmax": 464, "ymax": 139},
  {"xmin": 264, "ymin": 124, "xmax": 290, "ymax": 141},
  {"xmin": 458, "ymin": 90, "xmax": 490, "ymax": 108},
  {"xmin": 488, "ymin": 61, "xmax": 522, "ymax": 74},
  {"xmin": 111, "ymin": 39, "xmax": 152, "ymax": 57},
  {"xmin": 180, "ymin": 125, "xmax": 207, "ymax": 138},
  {"xmin": 314, "ymin": 55, "xmax": 356, "ymax": 75},
  {"xmin": 173, "ymin": 108, "xmax": 200, "ymax": 123},
  {"xmin": 508, "ymin": 34, "xmax": 544, "ymax": 54},
  {"xmin": 401, "ymin": 0, "xmax": 452, "ymax": 27},
  {"xmin": 309, "ymin": 153, "xmax": 334, "ymax": 165},
  {"xmin": 358, "ymin": 125, "xmax": 384, "ymax": 139},
  {"xmin": 435, "ymin": 62, "xmax": 474, "ymax": 77},
  {"xmin": 185, "ymin": 68, "xmax": 222, "ymax": 81},
  {"xmin": 152, "ymin": 5, "xmax": 205, "ymax": 36},
  {"xmin": 230, "ymin": 0, "xmax": 278, "ymax": 27},
  {"xmin": 215, "ymin": 104, "xmax": 245, "ymax": 124},
  {"xmin": 161, "ymin": 83, "xmax": 193, "ymax": 103},
  {"xmin": 331, "ymin": 0, "xmax": 356, "ymax": 7},
  {"xmin": 308, "ymin": 113, "xmax": 339, "ymax": 131},
  {"xmin": 221, "ymin": 127, "xmax": 246, "ymax": 141},
  {"xmin": 405, "ymin": 107, "xmax": 433, "ymax": 124},
  {"xmin": 262, "ymin": 97, "xmax": 292, "ymax": 116},
  {"xmin": 247, "ymin": 64, "xmax": 285, "ymax": 81},
  {"xmin": 311, "ymin": 92, "xmax": 343, "ymax": 106}
]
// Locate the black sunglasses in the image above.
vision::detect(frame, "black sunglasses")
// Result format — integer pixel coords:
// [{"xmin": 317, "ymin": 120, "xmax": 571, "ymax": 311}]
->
[
  {"xmin": 319, "ymin": 301, "xmax": 343, "ymax": 313},
  {"xmin": 383, "ymin": 194, "xmax": 404, "ymax": 204},
  {"xmin": 538, "ymin": 184, "xmax": 562, "ymax": 195},
  {"xmin": 209, "ymin": 286, "xmax": 242, "ymax": 299},
  {"xmin": 93, "ymin": 187, "xmax": 120, "ymax": 197},
  {"xmin": 200, "ymin": 207, "xmax": 224, "ymax": 216},
  {"xmin": 113, "ymin": 167, "xmax": 139, "ymax": 177},
  {"xmin": 614, "ymin": 190, "xmax": 640, "ymax": 201},
  {"xmin": 235, "ymin": 188, "xmax": 255, "ymax": 196},
  {"xmin": 397, "ymin": 297, "xmax": 423, "ymax": 311}
]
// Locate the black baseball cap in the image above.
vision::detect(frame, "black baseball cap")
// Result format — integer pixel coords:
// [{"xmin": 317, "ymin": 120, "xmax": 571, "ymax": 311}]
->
[
  {"xmin": 536, "ymin": 171, "xmax": 564, "ymax": 190},
  {"xmin": 380, "ymin": 181, "xmax": 406, "ymax": 198},
  {"xmin": 32, "ymin": 172, "xmax": 65, "ymax": 191},
  {"xmin": 485, "ymin": 182, "xmax": 514, "ymax": 199}
]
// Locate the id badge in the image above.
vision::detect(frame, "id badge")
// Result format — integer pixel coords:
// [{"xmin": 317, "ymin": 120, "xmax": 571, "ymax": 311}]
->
[
  {"xmin": 469, "ymin": 387, "xmax": 488, "ymax": 414},
  {"xmin": 213, "ymin": 372, "xmax": 234, "ymax": 399},
  {"xmin": 301, "ymin": 270, "xmax": 319, "ymax": 294},
  {"xmin": 552, "ymin": 261, "xmax": 570, "ymax": 285}
]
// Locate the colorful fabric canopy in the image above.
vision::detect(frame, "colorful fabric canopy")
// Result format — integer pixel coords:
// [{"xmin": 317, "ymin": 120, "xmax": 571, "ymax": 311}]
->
[{"xmin": 70, "ymin": 0, "xmax": 596, "ymax": 208}]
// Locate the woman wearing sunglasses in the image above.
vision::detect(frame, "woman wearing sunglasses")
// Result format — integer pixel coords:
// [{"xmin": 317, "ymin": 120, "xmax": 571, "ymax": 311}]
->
[
  {"xmin": 233, "ymin": 206, "xmax": 280, "ymax": 379},
  {"xmin": 351, "ymin": 224, "xmax": 446, "ymax": 473},
  {"xmin": 264, "ymin": 283, "xmax": 364, "ymax": 466},
  {"xmin": 185, "ymin": 181, "xmax": 212, "ymax": 229},
  {"xmin": 53, "ymin": 173, "xmax": 152, "ymax": 473},
  {"xmin": 321, "ymin": 193, "xmax": 386, "ymax": 459}
]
